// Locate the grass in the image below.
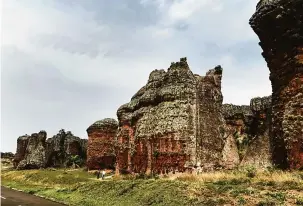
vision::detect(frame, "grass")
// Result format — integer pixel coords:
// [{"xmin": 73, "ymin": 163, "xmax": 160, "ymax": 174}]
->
[{"xmin": 1, "ymin": 168, "xmax": 303, "ymax": 206}]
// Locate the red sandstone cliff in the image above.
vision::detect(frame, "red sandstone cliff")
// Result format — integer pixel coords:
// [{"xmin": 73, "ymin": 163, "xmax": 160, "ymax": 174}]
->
[
  {"xmin": 86, "ymin": 118, "xmax": 118, "ymax": 170},
  {"xmin": 250, "ymin": 0, "xmax": 303, "ymax": 169},
  {"xmin": 115, "ymin": 58, "xmax": 225, "ymax": 175}
]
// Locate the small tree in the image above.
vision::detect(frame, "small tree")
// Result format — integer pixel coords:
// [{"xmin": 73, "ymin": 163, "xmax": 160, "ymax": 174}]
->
[{"xmin": 67, "ymin": 155, "xmax": 83, "ymax": 169}]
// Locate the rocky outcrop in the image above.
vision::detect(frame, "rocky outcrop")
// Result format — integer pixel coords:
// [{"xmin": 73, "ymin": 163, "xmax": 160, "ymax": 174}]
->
[
  {"xmin": 13, "ymin": 130, "xmax": 87, "ymax": 170},
  {"xmin": 46, "ymin": 129, "xmax": 87, "ymax": 167},
  {"xmin": 222, "ymin": 96, "xmax": 273, "ymax": 169},
  {"xmin": 13, "ymin": 135, "xmax": 29, "ymax": 167},
  {"xmin": 17, "ymin": 131, "xmax": 47, "ymax": 170},
  {"xmin": 240, "ymin": 96, "xmax": 273, "ymax": 168},
  {"xmin": 116, "ymin": 57, "xmax": 225, "ymax": 175},
  {"xmin": 1, "ymin": 152, "xmax": 15, "ymax": 159},
  {"xmin": 250, "ymin": 0, "xmax": 303, "ymax": 169},
  {"xmin": 86, "ymin": 118, "xmax": 118, "ymax": 170},
  {"xmin": 222, "ymin": 104, "xmax": 253, "ymax": 168}
]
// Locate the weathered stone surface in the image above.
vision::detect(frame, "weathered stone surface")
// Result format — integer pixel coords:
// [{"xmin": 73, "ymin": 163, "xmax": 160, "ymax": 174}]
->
[
  {"xmin": 222, "ymin": 104, "xmax": 253, "ymax": 168},
  {"xmin": 14, "ymin": 130, "xmax": 87, "ymax": 169},
  {"xmin": 1, "ymin": 152, "xmax": 14, "ymax": 159},
  {"xmin": 13, "ymin": 135, "xmax": 29, "ymax": 168},
  {"xmin": 240, "ymin": 96, "xmax": 273, "ymax": 168},
  {"xmin": 250, "ymin": 0, "xmax": 303, "ymax": 169},
  {"xmin": 86, "ymin": 118, "xmax": 118, "ymax": 170},
  {"xmin": 17, "ymin": 131, "xmax": 47, "ymax": 170},
  {"xmin": 116, "ymin": 58, "xmax": 225, "ymax": 174},
  {"xmin": 46, "ymin": 129, "xmax": 87, "ymax": 167}
]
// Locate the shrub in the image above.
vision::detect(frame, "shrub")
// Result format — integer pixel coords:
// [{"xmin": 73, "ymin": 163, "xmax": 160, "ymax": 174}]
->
[{"xmin": 245, "ymin": 165, "xmax": 257, "ymax": 178}]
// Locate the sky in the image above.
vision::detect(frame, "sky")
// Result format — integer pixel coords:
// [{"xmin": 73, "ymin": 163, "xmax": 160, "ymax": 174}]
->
[{"xmin": 1, "ymin": 0, "xmax": 271, "ymax": 153}]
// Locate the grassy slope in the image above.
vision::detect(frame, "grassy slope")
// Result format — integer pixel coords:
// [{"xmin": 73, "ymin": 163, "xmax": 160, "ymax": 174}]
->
[{"xmin": 1, "ymin": 168, "xmax": 303, "ymax": 206}]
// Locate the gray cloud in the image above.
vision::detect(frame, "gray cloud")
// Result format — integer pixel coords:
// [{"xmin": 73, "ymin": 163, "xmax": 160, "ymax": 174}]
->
[{"xmin": 1, "ymin": 0, "xmax": 271, "ymax": 153}]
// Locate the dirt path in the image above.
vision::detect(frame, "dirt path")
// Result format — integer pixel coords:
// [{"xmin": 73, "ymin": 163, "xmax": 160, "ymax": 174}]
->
[{"xmin": 1, "ymin": 186, "xmax": 65, "ymax": 206}]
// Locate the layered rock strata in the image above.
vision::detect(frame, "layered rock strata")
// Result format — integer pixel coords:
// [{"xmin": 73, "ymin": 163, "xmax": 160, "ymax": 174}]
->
[
  {"xmin": 86, "ymin": 118, "xmax": 118, "ymax": 170},
  {"xmin": 250, "ymin": 0, "xmax": 303, "ymax": 169},
  {"xmin": 116, "ymin": 58, "xmax": 225, "ymax": 175}
]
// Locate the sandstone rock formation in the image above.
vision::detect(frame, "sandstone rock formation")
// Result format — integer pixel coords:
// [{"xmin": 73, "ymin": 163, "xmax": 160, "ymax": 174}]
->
[
  {"xmin": 13, "ymin": 130, "xmax": 87, "ymax": 170},
  {"xmin": 222, "ymin": 104, "xmax": 253, "ymax": 168},
  {"xmin": 222, "ymin": 96, "xmax": 273, "ymax": 169},
  {"xmin": 115, "ymin": 58, "xmax": 225, "ymax": 175},
  {"xmin": 1, "ymin": 152, "xmax": 15, "ymax": 159},
  {"xmin": 13, "ymin": 135, "xmax": 29, "ymax": 167},
  {"xmin": 240, "ymin": 96, "xmax": 272, "ymax": 168},
  {"xmin": 250, "ymin": 0, "xmax": 303, "ymax": 169},
  {"xmin": 86, "ymin": 118, "xmax": 118, "ymax": 170},
  {"xmin": 46, "ymin": 129, "xmax": 87, "ymax": 167},
  {"xmin": 17, "ymin": 131, "xmax": 47, "ymax": 170}
]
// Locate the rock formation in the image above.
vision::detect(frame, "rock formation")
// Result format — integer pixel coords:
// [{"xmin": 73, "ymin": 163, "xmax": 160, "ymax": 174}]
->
[
  {"xmin": 13, "ymin": 130, "xmax": 87, "ymax": 170},
  {"xmin": 250, "ymin": 0, "xmax": 303, "ymax": 169},
  {"xmin": 46, "ymin": 129, "xmax": 87, "ymax": 168},
  {"xmin": 115, "ymin": 57, "xmax": 225, "ymax": 175},
  {"xmin": 86, "ymin": 118, "xmax": 118, "ymax": 170},
  {"xmin": 222, "ymin": 96, "xmax": 273, "ymax": 169},
  {"xmin": 222, "ymin": 104, "xmax": 253, "ymax": 168},
  {"xmin": 17, "ymin": 131, "xmax": 47, "ymax": 170},
  {"xmin": 1, "ymin": 152, "xmax": 15, "ymax": 159},
  {"xmin": 240, "ymin": 96, "xmax": 272, "ymax": 168},
  {"xmin": 13, "ymin": 135, "xmax": 29, "ymax": 167}
]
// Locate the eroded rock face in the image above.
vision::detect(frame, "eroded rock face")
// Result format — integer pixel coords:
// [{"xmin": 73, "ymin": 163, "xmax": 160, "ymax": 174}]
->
[
  {"xmin": 116, "ymin": 58, "xmax": 225, "ymax": 174},
  {"xmin": 1, "ymin": 152, "xmax": 14, "ymax": 159},
  {"xmin": 250, "ymin": 0, "xmax": 303, "ymax": 169},
  {"xmin": 222, "ymin": 96, "xmax": 273, "ymax": 169},
  {"xmin": 14, "ymin": 130, "xmax": 87, "ymax": 170},
  {"xmin": 222, "ymin": 104, "xmax": 253, "ymax": 168},
  {"xmin": 86, "ymin": 118, "xmax": 118, "ymax": 170},
  {"xmin": 17, "ymin": 131, "xmax": 47, "ymax": 170},
  {"xmin": 240, "ymin": 96, "xmax": 273, "ymax": 168},
  {"xmin": 13, "ymin": 135, "xmax": 29, "ymax": 168},
  {"xmin": 46, "ymin": 129, "xmax": 87, "ymax": 167}
]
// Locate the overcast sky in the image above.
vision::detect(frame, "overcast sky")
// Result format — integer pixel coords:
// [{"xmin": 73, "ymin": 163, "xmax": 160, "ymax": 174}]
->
[{"xmin": 1, "ymin": 0, "xmax": 271, "ymax": 152}]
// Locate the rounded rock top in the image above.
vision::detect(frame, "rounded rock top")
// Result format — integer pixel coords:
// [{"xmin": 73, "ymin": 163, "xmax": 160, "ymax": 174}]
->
[{"xmin": 87, "ymin": 118, "xmax": 118, "ymax": 132}]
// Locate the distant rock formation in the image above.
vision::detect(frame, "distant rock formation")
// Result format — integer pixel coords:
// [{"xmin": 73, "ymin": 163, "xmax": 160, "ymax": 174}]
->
[
  {"xmin": 1, "ymin": 152, "xmax": 15, "ymax": 159},
  {"xmin": 240, "ymin": 96, "xmax": 272, "ymax": 168},
  {"xmin": 250, "ymin": 0, "xmax": 303, "ymax": 169},
  {"xmin": 13, "ymin": 135, "xmax": 29, "ymax": 167},
  {"xmin": 13, "ymin": 130, "xmax": 87, "ymax": 170},
  {"xmin": 115, "ymin": 57, "xmax": 225, "ymax": 175},
  {"xmin": 46, "ymin": 129, "xmax": 87, "ymax": 168},
  {"xmin": 86, "ymin": 118, "xmax": 118, "ymax": 170},
  {"xmin": 222, "ymin": 96, "xmax": 273, "ymax": 169},
  {"xmin": 222, "ymin": 104, "xmax": 253, "ymax": 168},
  {"xmin": 17, "ymin": 131, "xmax": 47, "ymax": 170}
]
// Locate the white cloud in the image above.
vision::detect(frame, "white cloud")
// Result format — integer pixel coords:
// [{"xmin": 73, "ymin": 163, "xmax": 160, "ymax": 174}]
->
[{"xmin": 1, "ymin": 0, "xmax": 271, "ymax": 152}]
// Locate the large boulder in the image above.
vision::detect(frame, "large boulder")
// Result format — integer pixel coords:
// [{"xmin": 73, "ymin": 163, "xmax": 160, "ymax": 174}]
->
[
  {"xmin": 86, "ymin": 118, "xmax": 118, "ymax": 170},
  {"xmin": 250, "ymin": 0, "xmax": 303, "ymax": 169},
  {"xmin": 116, "ymin": 57, "xmax": 225, "ymax": 174}
]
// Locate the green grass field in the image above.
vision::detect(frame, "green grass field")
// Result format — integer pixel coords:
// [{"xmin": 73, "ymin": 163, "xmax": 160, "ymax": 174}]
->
[{"xmin": 1, "ymin": 168, "xmax": 303, "ymax": 206}]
